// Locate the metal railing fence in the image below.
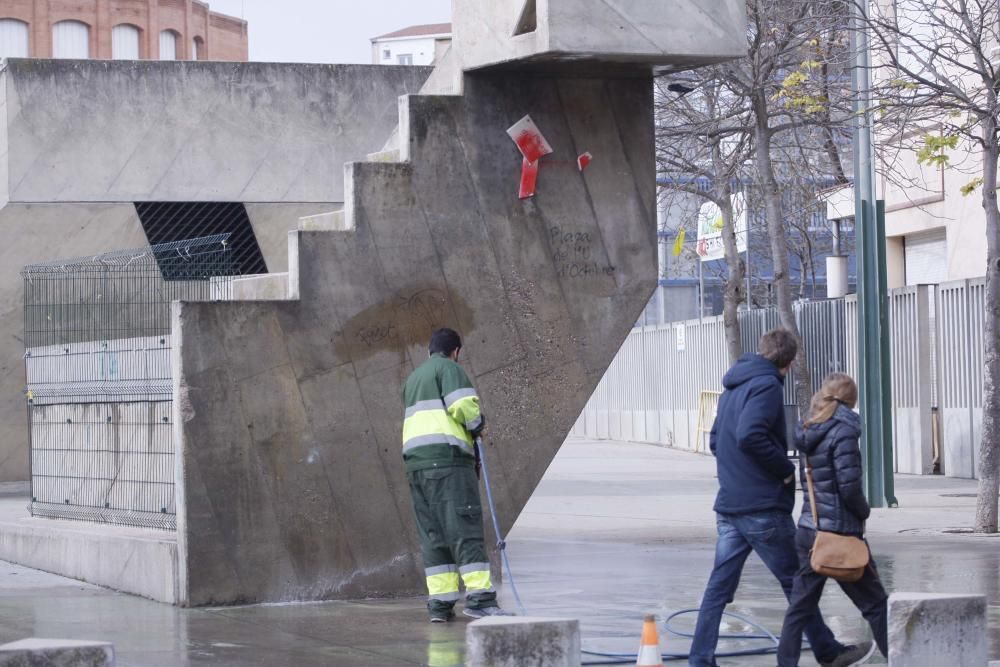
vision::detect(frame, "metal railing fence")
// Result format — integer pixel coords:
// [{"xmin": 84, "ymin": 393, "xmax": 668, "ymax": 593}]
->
[
  {"xmin": 574, "ymin": 280, "xmax": 985, "ymax": 480},
  {"xmin": 22, "ymin": 235, "xmax": 235, "ymax": 530}
]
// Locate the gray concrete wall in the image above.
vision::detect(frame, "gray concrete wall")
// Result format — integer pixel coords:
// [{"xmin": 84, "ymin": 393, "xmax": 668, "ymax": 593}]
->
[
  {"xmin": 173, "ymin": 71, "xmax": 658, "ymax": 606},
  {"xmin": 0, "ymin": 61, "xmax": 430, "ymax": 482},
  {"xmin": 0, "ymin": 59, "xmax": 430, "ymax": 204},
  {"xmin": 0, "ymin": 203, "xmax": 149, "ymax": 482}
]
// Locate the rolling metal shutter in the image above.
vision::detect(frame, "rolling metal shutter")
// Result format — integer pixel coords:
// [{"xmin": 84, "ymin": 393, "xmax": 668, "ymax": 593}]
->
[{"xmin": 904, "ymin": 229, "xmax": 947, "ymax": 285}]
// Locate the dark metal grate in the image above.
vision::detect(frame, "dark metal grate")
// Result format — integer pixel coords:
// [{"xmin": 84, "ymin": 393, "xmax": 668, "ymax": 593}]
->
[
  {"xmin": 22, "ymin": 235, "xmax": 236, "ymax": 531},
  {"xmin": 135, "ymin": 202, "xmax": 267, "ymax": 277}
]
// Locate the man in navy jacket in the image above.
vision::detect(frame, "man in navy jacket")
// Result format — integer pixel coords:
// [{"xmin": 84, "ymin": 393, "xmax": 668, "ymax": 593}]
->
[{"xmin": 688, "ymin": 329, "xmax": 867, "ymax": 667}]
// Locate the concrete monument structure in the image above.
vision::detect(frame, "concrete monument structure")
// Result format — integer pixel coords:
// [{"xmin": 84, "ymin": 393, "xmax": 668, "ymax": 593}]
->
[
  {"xmin": 0, "ymin": 0, "xmax": 746, "ymax": 605},
  {"xmin": 170, "ymin": 1, "xmax": 746, "ymax": 605}
]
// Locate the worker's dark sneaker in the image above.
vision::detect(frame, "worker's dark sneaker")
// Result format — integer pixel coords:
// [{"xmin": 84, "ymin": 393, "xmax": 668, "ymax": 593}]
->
[
  {"xmin": 462, "ymin": 606, "xmax": 514, "ymax": 619},
  {"xmin": 820, "ymin": 642, "xmax": 875, "ymax": 667},
  {"xmin": 429, "ymin": 609, "xmax": 455, "ymax": 623}
]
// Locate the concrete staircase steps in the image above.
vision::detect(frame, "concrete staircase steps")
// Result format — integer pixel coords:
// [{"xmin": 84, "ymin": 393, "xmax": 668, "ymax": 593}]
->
[
  {"xmin": 366, "ymin": 148, "xmax": 401, "ymax": 163},
  {"xmin": 242, "ymin": 89, "xmax": 446, "ymax": 306}
]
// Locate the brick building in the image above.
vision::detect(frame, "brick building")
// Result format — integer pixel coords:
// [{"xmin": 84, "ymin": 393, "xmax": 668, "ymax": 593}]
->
[{"xmin": 0, "ymin": 0, "xmax": 247, "ymax": 61}]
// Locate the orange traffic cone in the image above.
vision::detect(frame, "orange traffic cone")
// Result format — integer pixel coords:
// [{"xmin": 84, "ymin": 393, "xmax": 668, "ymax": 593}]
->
[{"xmin": 636, "ymin": 614, "xmax": 663, "ymax": 667}]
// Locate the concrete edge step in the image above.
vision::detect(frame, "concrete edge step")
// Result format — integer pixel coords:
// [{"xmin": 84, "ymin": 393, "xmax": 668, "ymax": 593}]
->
[
  {"xmin": 298, "ymin": 209, "xmax": 350, "ymax": 232},
  {"xmin": 228, "ymin": 273, "xmax": 292, "ymax": 301},
  {"xmin": 0, "ymin": 512, "xmax": 178, "ymax": 604},
  {"xmin": 366, "ymin": 148, "xmax": 401, "ymax": 163}
]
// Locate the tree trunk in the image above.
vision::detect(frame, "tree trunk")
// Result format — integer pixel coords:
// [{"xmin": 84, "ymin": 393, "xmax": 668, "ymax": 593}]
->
[
  {"xmin": 752, "ymin": 91, "xmax": 812, "ymax": 415},
  {"xmin": 976, "ymin": 122, "xmax": 1000, "ymax": 534},
  {"xmin": 712, "ymin": 141, "xmax": 745, "ymax": 366},
  {"xmin": 798, "ymin": 253, "xmax": 807, "ymax": 299}
]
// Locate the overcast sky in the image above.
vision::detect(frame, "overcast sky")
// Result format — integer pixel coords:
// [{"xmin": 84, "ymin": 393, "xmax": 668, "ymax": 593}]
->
[{"xmin": 207, "ymin": 0, "xmax": 452, "ymax": 64}]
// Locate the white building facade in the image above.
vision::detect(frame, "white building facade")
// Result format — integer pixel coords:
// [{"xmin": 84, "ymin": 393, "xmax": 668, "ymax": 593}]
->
[{"xmin": 370, "ymin": 23, "xmax": 451, "ymax": 66}]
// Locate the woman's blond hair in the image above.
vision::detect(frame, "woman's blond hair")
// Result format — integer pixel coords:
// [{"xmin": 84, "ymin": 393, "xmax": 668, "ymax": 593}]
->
[{"xmin": 804, "ymin": 373, "xmax": 858, "ymax": 426}]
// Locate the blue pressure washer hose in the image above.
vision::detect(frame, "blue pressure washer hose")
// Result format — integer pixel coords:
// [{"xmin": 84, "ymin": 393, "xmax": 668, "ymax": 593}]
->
[
  {"xmin": 476, "ymin": 436, "xmax": 527, "ymax": 615},
  {"xmin": 475, "ymin": 436, "xmax": 784, "ymax": 664}
]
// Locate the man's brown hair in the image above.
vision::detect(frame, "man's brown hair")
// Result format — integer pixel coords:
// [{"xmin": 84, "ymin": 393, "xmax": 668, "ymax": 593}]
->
[{"xmin": 759, "ymin": 328, "xmax": 798, "ymax": 369}]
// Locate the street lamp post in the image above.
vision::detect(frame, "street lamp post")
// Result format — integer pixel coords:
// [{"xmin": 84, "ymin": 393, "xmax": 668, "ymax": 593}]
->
[{"xmin": 851, "ymin": 0, "xmax": 898, "ymax": 508}]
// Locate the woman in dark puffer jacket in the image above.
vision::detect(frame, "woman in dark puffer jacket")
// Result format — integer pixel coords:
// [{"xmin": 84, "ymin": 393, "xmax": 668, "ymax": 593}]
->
[{"xmin": 776, "ymin": 373, "xmax": 889, "ymax": 667}]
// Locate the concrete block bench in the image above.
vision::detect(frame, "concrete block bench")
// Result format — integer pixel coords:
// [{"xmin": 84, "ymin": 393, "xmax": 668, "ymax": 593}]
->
[
  {"xmin": 0, "ymin": 638, "xmax": 114, "ymax": 666},
  {"xmin": 467, "ymin": 616, "xmax": 580, "ymax": 667},
  {"xmin": 888, "ymin": 593, "xmax": 987, "ymax": 666}
]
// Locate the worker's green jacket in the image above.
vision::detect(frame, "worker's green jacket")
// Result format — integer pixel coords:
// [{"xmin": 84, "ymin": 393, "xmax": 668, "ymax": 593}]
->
[{"xmin": 402, "ymin": 353, "xmax": 484, "ymax": 473}]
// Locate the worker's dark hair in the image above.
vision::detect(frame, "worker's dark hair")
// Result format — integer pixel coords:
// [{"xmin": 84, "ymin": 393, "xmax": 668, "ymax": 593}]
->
[
  {"xmin": 759, "ymin": 328, "xmax": 798, "ymax": 370},
  {"xmin": 429, "ymin": 328, "xmax": 462, "ymax": 356}
]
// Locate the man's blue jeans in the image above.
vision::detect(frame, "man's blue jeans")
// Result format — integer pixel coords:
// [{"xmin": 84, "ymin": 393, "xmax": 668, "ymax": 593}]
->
[{"xmin": 688, "ymin": 511, "xmax": 844, "ymax": 667}]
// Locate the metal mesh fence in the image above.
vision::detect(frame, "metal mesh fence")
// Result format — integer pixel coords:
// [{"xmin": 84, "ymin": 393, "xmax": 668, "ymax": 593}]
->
[{"xmin": 22, "ymin": 235, "xmax": 235, "ymax": 530}]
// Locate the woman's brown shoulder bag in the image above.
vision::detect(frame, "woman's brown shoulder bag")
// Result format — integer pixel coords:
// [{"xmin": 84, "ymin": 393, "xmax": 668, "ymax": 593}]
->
[{"xmin": 805, "ymin": 458, "xmax": 869, "ymax": 583}]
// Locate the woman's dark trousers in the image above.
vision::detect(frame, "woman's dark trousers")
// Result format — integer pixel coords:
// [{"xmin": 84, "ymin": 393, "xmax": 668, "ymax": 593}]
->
[{"xmin": 776, "ymin": 527, "xmax": 889, "ymax": 667}]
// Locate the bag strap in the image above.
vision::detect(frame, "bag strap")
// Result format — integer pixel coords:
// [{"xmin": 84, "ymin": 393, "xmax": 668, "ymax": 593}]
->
[{"xmin": 804, "ymin": 457, "xmax": 820, "ymax": 526}]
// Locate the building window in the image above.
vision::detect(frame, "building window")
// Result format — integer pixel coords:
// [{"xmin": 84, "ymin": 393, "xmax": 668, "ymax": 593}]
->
[
  {"xmin": 112, "ymin": 24, "xmax": 141, "ymax": 60},
  {"xmin": 0, "ymin": 18, "xmax": 29, "ymax": 58},
  {"xmin": 52, "ymin": 20, "xmax": 90, "ymax": 59},
  {"xmin": 159, "ymin": 30, "xmax": 179, "ymax": 61},
  {"xmin": 382, "ymin": 48, "xmax": 391, "ymax": 59},
  {"xmin": 192, "ymin": 36, "xmax": 203, "ymax": 60},
  {"xmin": 397, "ymin": 53, "xmax": 413, "ymax": 65}
]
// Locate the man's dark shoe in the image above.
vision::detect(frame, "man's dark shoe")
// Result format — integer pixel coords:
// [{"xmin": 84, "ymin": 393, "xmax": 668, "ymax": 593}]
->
[
  {"xmin": 820, "ymin": 642, "xmax": 875, "ymax": 667},
  {"xmin": 429, "ymin": 609, "xmax": 455, "ymax": 623},
  {"xmin": 462, "ymin": 606, "xmax": 514, "ymax": 619}
]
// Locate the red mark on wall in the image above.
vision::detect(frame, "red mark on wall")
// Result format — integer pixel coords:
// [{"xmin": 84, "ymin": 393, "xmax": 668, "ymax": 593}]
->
[
  {"xmin": 507, "ymin": 115, "xmax": 554, "ymax": 162},
  {"xmin": 519, "ymin": 158, "xmax": 539, "ymax": 199},
  {"xmin": 577, "ymin": 152, "xmax": 593, "ymax": 171}
]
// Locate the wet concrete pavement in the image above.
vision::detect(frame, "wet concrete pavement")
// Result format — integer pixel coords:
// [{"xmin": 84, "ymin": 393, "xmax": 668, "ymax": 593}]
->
[{"xmin": 0, "ymin": 437, "xmax": 997, "ymax": 666}]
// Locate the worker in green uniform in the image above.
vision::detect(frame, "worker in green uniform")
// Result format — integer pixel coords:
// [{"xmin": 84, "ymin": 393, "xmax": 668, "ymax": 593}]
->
[{"xmin": 402, "ymin": 328, "xmax": 512, "ymax": 623}]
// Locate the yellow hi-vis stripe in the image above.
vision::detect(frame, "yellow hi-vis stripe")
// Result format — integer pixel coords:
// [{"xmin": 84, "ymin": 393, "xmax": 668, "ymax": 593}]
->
[
  {"xmin": 426, "ymin": 571, "xmax": 460, "ymax": 598},
  {"xmin": 447, "ymin": 395, "xmax": 482, "ymax": 431},
  {"xmin": 461, "ymin": 569, "xmax": 492, "ymax": 592},
  {"xmin": 402, "ymin": 409, "xmax": 472, "ymax": 449}
]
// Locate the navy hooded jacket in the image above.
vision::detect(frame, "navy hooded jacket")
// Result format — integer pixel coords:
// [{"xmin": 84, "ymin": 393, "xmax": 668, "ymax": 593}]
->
[
  {"xmin": 796, "ymin": 404, "xmax": 870, "ymax": 536},
  {"xmin": 710, "ymin": 354, "xmax": 796, "ymax": 515}
]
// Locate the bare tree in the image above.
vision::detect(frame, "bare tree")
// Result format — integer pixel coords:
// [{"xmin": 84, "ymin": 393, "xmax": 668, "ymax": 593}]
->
[
  {"xmin": 864, "ymin": 0, "xmax": 1000, "ymax": 532},
  {"xmin": 657, "ymin": 0, "xmax": 854, "ymax": 381},
  {"xmin": 656, "ymin": 74, "xmax": 752, "ymax": 364},
  {"xmin": 720, "ymin": 0, "xmax": 853, "ymax": 412}
]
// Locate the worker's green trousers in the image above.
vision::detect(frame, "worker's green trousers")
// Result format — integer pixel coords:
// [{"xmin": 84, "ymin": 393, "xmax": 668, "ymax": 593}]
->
[{"xmin": 407, "ymin": 465, "xmax": 497, "ymax": 614}]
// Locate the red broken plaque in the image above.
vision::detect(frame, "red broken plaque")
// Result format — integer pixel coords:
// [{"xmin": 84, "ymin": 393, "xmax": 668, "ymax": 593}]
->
[
  {"xmin": 519, "ymin": 158, "xmax": 539, "ymax": 199},
  {"xmin": 507, "ymin": 115, "xmax": 553, "ymax": 199},
  {"xmin": 507, "ymin": 115, "xmax": 554, "ymax": 163}
]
